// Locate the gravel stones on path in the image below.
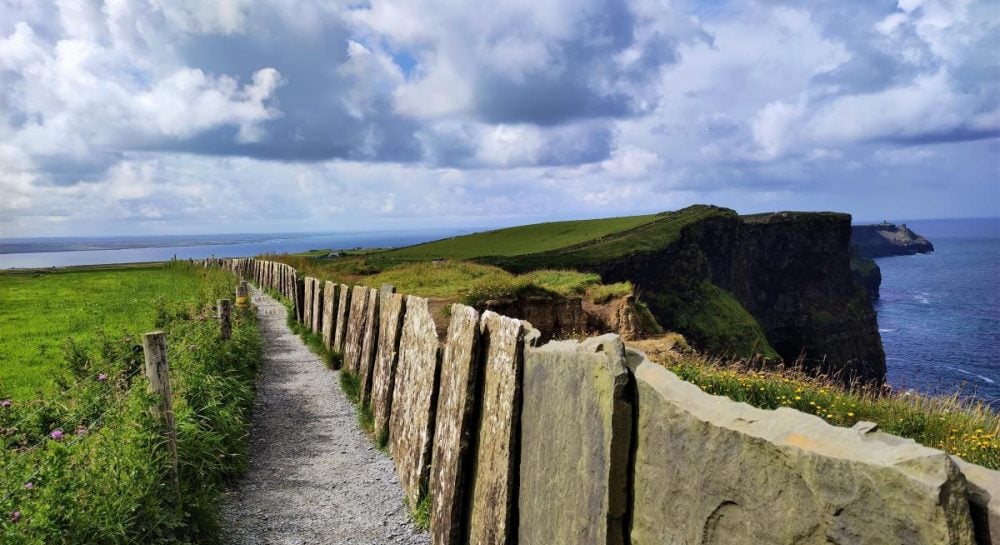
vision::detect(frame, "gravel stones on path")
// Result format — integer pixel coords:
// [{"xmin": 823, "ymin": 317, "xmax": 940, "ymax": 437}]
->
[{"xmin": 220, "ymin": 289, "xmax": 429, "ymax": 545}]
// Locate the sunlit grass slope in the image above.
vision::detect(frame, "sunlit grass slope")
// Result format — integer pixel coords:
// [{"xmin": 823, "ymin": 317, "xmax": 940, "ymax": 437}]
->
[{"xmin": 0, "ymin": 264, "xmax": 222, "ymax": 399}]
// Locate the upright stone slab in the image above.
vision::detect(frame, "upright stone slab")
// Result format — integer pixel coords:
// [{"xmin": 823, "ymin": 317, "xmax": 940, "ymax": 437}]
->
[
  {"xmin": 303, "ymin": 277, "xmax": 315, "ymax": 327},
  {"xmin": 311, "ymin": 280, "xmax": 323, "ymax": 334},
  {"xmin": 430, "ymin": 304, "xmax": 481, "ymax": 545},
  {"xmin": 294, "ymin": 277, "xmax": 305, "ymax": 324},
  {"xmin": 954, "ymin": 459, "xmax": 1000, "ymax": 545},
  {"xmin": 321, "ymin": 281, "xmax": 338, "ymax": 350},
  {"xmin": 358, "ymin": 288, "xmax": 381, "ymax": 406},
  {"xmin": 372, "ymin": 293, "xmax": 406, "ymax": 442},
  {"xmin": 467, "ymin": 311, "xmax": 530, "ymax": 545},
  {"xmin": 388, "ymin": 296, "xmax": 441, "ymax": 508},
  {"xmin": 333, "ymin": 283, "xmax": 351, "ymax": 354},
  {"xmin": 519, "ymin": 335, "xmax": 631, "ymax": 545},
  {"xmin": 343, "ymin": 285, "xmax": 371, "ymax": 374},
  {"xmin": 629, "ymin": 353, "xmax": 976, "ymax": 545}
]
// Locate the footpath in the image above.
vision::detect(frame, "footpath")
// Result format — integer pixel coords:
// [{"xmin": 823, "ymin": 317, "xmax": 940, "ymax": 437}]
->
[{"xmin": 219, "ymin": 289, "xmax": 429, "ymax": 545}]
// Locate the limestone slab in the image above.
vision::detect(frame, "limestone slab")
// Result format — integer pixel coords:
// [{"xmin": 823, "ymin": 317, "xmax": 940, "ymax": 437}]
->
[
  {"xmin": 358, "ymin": 288, "xmax": 381, "ymax": 406},
  {"xmin": 389, "ymin": 296, "xmax": 441, "ymax": 508},
  {"xmin": 372, "ymin": 293, "xmax": 406, "ymax": 441},
  {"xmin": 321, "ymin": 281, "xmax": 338, "ymax": 350},
  {"xmin": 333, "ymin": 283, "xmax": 351, "ymax": 354},
  {"xmin": 519, "ymin": 334, "xmax": 631, "ymax": 545},
  {"xmin": 303, "ymin": 277, "xmax": 314, "ymax": 327},
  {"xmin": 466, "ymin": 311, "xmax": 530, "ymax": 545},
  {"xmin": 954, "ymin": 458, "xmax": 1000, "ymax": 545},
  {"xmin": 629, "ymin": 354, "xmax": 976, "ymax": 545},
  {"xmin": 343, "ymin": 285, "xmax": 371, "ymax": 374},
  {"xmin": 311, "ymin": 279, "xmax": 323, "ymax": 334},
  {"xmin": 429, "ymin": 304, "xmax": 481, "ymax": 545}
]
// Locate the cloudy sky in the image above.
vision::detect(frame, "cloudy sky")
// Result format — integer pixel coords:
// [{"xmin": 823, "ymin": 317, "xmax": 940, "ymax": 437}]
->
[{"xmin": 1, "ymin": 0, "xmax": 997, "ymax": 237}]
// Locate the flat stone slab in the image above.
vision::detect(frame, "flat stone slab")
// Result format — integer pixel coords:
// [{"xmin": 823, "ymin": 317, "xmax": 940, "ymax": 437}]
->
[
  {"xmin": 358, "ymin": 287, "xmax": 380, "ymax": 405},
  {"xmin": 372, "ymin": 293, "xmax": 406, "ymax": 442},
  {"xmin": 467, "ymin": 311, "xmax": 530, "ymax": 545},
  {"xmin": 321, "ymin": 281, "xmax": 338, "ymax": 350},
  {"xmin": 519, "ymin": 334, "xmax": 631, "ymax": 545},
  {"xmin": 311, "ymin": 279, "xmax": 324, "ymax": 334},
  {"xmin": 343, "ymin": 285, "xmax": 371, "ymax": 374},
  {"xmin": 334, "ymin": 283, "xmax": 351, "ymax": 355},
  {"xmin": 429, "ymin": 304, "xmax": 481, "ymax": 545},
  {"xmin": 303, "ymin": 277, "xmax": 314, "ymax": 328},
  {"xmin": 389, "ymin": 296, "xmax": 441, "ymax": 508},
  {"xmin": 629, "ymin": 353, "xmax": 976, "ymax": 545}
]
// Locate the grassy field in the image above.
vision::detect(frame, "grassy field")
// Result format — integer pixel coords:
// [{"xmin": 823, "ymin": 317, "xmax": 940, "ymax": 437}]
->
[
  {"xmin": 0, "ymin": 262, "xmax": 262, "ymax": 543},
  {"xmin": 382, "ymin": 213, "xmax": 662, "ymax": 261},
  {"xmin": 0, "ymin": 265, "xmax": 222, "ymax": 400}
]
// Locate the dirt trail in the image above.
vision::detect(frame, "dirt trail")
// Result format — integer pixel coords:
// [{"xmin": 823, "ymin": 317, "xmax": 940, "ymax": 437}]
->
[{"xmin": 220, "ymin": 289, "xmax": 429, "ymax": 545}]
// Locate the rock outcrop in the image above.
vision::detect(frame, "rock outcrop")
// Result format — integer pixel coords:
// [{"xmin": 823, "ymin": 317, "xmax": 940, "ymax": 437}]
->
[{"xmin": 852, "ymin": 222, "xmax": 934, "ymax": 258}]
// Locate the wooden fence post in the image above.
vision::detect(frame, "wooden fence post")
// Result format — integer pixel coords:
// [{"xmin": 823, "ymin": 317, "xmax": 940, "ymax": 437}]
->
[
  {"xmin": 236, "ymin": 281, "xmax": 248, "ymax": 308},
  {"xmin": 142, "ymin": 331, "xmax": 179, "ymax": 495},
  {"xmin": 218, "ymin": 299, "xmax": 232, "ymax": 340}
]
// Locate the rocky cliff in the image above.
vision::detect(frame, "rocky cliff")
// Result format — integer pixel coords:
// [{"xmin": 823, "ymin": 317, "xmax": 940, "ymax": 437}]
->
[
  {"xmin": 852, "ymin": 223, "xmax": 934, "ymax": 258},
  {"xmin": 587, "ymin": 208, "xmax": 886, "ymax": 383}
]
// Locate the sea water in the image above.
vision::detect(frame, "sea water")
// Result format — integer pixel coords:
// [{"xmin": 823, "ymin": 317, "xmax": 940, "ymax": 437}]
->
[{"xmin": 872, "ymin": 217, "xmax": 1000, "ymax": 406}]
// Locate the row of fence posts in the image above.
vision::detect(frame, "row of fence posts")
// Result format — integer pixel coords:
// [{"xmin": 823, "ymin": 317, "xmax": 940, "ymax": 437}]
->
[{"xmin": 139, "ymin": 280, "xmax": 247, "ymax": 494}]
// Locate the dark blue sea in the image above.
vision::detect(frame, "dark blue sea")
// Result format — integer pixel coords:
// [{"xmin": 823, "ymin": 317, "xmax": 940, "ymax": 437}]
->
[{"xmin": 870, "ymin": 217, "xmax": 1000, "ymax": 406}]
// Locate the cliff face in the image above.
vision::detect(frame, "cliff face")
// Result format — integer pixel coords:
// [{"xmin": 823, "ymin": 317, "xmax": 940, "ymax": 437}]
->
[
  {"xmin": 594, "ymin": 209, "xmax": 886, "ymax": 384},
  {"xmin": 851, "ymin": 223, "xmax": 934, "ymax": 258}
]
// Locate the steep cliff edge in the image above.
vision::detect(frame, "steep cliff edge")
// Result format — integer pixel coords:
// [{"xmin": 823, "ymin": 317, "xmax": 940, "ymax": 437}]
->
[
  {"xmin": 381, "ymin": 205, "xmax": 888, "ymax": 384},
  {"xmin": 852, "ymin": 223, "xmax": 934, "ymax": 258}
]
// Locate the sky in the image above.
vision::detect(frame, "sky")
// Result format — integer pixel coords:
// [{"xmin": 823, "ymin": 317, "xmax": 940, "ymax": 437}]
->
[{"xmin": 1, "ymin": 0, "xmax": 998, "ymax": 237}]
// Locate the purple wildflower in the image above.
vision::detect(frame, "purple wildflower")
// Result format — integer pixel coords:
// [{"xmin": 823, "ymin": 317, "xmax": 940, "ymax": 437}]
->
[
  {"xmin": 1, "ymin": 399, "xmax": 10, "ymax": 408},
  {"xmin": 97, "ymin": 373, "xmax": 108, "ymax": 382},
  {"xmin": 49, "ymin": 429, "xmax": 63, "ymax": 441},
  {"xmin": 23, "ymin": 482, "xmax": 33, "ymax": 490},
  {"xmin": 10, "ymin": 511, "xmax": 20, "ymax": 523}
]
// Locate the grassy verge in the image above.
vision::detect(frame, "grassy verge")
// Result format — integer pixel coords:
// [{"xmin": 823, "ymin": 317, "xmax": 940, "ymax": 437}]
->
[
  {"xmin": 638, "ymin": 341, "xmax": 1000, "ymax": 469},
  {"xmin": 0, "ymin": 263, "xmax": 262, "ymax": 543}
]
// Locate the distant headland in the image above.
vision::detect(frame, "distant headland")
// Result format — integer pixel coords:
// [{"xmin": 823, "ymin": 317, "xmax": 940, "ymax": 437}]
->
[{"xmin": 851, "ymin": 222, "xmax": 935, "ymax": 258}]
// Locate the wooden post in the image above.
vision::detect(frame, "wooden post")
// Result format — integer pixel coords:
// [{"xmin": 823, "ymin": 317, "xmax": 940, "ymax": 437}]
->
[
  {"xmin": 236, "ymin": 281, "xmax": 249, "ymax": 308},
  {"xmin": 218, "ymin": 299, "xmax": 232, "ymax": 340},
  {"xmin": 142, "ymin": 331, "xmax": 179, "ymax": 495}
]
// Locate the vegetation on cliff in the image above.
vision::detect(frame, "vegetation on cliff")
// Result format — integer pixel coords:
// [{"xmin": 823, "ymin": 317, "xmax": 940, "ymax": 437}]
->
[
  {"xmin": 632, "ymin": 336, "xmax": 1000, "ymax": 470},
  {"xmin": 0, "ymin": 262, "xmax": 262, "ymax": 543}
]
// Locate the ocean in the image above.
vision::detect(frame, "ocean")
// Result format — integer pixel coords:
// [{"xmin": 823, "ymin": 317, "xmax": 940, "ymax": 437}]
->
[
  {"xmin": 3, "ymin": 218, "xmax": 998, "ymax": 403},
  {"xmin": 0, "ymin": 228, "xmax": 476, "ymax": 269},
  {"xmin": 872, "ymin": 217, "xmax": 1000, "ymax": 406}
]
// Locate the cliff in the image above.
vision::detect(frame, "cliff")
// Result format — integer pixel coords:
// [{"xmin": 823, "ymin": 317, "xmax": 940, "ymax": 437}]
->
[
  {"xmin": 852, "ymin": 222, "xmax": 934, "ymax": 258},
  {"xmin": 382, "ymin": 205, "xmax": 888, "ymax": 384}
]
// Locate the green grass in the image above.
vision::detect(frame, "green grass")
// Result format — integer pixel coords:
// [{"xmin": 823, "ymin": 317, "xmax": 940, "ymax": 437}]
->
[
  {"xmin": 382, "ymin": 214, "xmax": 663, "ymax": 261},
  {"xmin": 642, "ymin": 346, "xmax": 1000, "ymax": 469},
  {"xmin": 0, "ymin": 262, "xmax": 262, "ymax": 543},
  {"xmin": 0, "ymin": 264, "xmax": 225, "ymax": 400}
]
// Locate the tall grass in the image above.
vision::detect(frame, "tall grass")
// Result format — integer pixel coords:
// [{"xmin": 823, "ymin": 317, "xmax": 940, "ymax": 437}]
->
[
  {"xmin": 651, "ymin": 349, "xmax": 1000, "ymax": 469},
  {"xmin": 0, "ymin": 263, "xmax": 262, "ymax": 543}
]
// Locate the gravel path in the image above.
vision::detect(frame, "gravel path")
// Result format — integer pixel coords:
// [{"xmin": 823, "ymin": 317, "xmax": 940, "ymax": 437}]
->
[{"xmin": 220, "ymin": 289, "xmax": 429, "ymax": 545}]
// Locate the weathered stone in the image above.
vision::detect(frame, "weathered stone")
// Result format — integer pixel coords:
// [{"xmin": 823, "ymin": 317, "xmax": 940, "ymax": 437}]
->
[
  {"xmin": 333, "ymin": 283, "xmax": 351, "ymax": 354},
  {"xmin": 303, "ymin": 277, "xmax": 314, "ymax": 327},
  {"xmin": 372, "ymin": 293, "xmax": 406, "ymax": 441},
  {"xmin": 629, "ymin": 354, "xmax": 976, "ymax": 545},
  {"xmin": 467, "ymin": 311, "xmax": 530, "ymax": 545},
  {"xmin": 343, "ymin": 285, "xmax": 371, "ymax": 374},
  {"xmin": 358, "ymin": 288, "xmax": 380, "ymax": 405},
  {"xmin": 429, "ymin": 304, "xmax": 481, "ymax": 545},
  {"xmin": 321, "ymin": 281, "xmax": 338, "ymax": 350},
  {"xmin": 311, "ymin": 279, "xmax": 323, "ymax": 334},
  {"xmin": 955, "ymin": 458, "xmax": 1000, "ymax": 545},
  {"xmin": 519, "ymin": 334, "xmax": 631, "ymax": 545},
  {"xmin": 389, "ymin": 296, "xmax": 441, "ymax": 508}
]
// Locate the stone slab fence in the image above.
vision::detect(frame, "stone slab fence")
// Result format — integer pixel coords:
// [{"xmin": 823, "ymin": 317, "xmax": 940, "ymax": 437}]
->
[{"xmin": 205, "ymin": 257, "xmax": 1000, "ymax": 545}]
